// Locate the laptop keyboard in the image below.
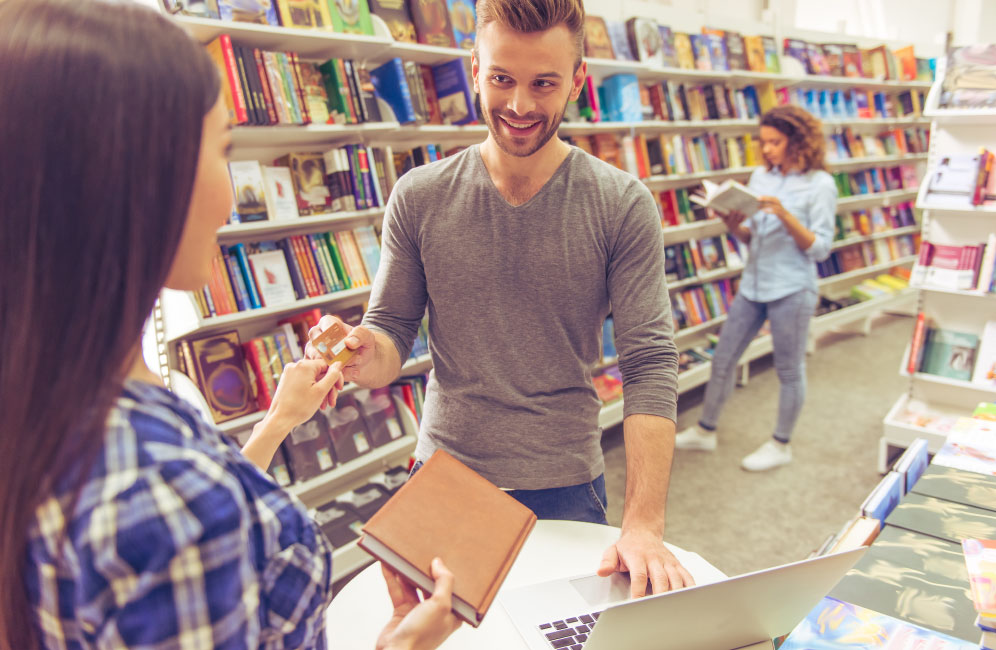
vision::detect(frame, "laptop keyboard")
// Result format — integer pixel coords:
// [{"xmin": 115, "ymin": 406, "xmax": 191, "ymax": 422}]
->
[{"xmin": 537, "ymin": 611, "xmax": 602, "ymax": 649}]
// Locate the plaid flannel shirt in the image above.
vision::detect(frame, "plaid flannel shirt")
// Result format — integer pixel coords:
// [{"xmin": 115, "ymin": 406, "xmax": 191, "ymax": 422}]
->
[{"xmin": 25, "ymin": 380, "xmax": 334, "ymax": 649}]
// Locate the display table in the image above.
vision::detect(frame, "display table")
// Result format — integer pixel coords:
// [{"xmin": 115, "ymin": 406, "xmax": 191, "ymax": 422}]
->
[{"xmin": 325, "ymin": 520, "xmax": 727, "ymax": 649}]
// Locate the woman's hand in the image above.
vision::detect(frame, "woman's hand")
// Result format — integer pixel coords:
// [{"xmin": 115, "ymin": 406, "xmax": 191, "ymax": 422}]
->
[
  {"xmin": 718, "ymin": 209, "xmax": 747, "ymax": 231},
  {"xmin": 376, "ymin": 558, "xmax": 462, "ymax": 650},
  {"xmin": 758, "ymin": 195, "xmax": 788, "ymax": 220},
  {"xmin": 266, "ymin": 359, "xmax": 343, "ymax": 431}
]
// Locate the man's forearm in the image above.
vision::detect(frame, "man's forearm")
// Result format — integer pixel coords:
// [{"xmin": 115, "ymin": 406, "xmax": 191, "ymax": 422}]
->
[
  {"xmin": 621, "ymin": 413, "xmax": 675, "ymax": 538},
  {"xmin": 353, "ymin": 330, "xmax": 405, "ymax": 389}
]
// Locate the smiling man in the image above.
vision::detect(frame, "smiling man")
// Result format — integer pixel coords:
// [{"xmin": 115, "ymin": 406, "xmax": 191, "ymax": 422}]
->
[{"xmin": 308, "ymin": 0, "xmax": 692, "ymax": 597}]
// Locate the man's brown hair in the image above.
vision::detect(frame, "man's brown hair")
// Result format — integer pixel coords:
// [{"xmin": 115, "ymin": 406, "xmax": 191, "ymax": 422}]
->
[{"xmin": 474, "ymin": 0, "xmax": 586, "ymax": 69}]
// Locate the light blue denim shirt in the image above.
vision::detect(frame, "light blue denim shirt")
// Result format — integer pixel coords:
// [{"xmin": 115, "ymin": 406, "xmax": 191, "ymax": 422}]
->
[{"xmin": 740, "ymin": 166, "xmax": 837, "ymax": 302}]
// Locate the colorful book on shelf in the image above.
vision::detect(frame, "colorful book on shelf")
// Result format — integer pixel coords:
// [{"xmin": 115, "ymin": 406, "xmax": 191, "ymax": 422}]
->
[
  {"xmin": 228, "ymin": 160, "xmax": 269, "ymax": 223},
  {"xmin": 963, "ymin": 538, "xmax": 996, "ymax": 619},
  {"xmin": 187, "ymin": 331, "xmax": 257, "ymax": 423},
  {"xmin": 625, "ymin": 17, "xmax": 663, "ymax": 64},
  {"xmin": 328, "ymin": 0, "xmax": 374, "ymax": 35},
  {"xmin": 358, "ymin": 449, "xmax": 537, "ymax": 627},
  {"xmin": 605, "ymin": 20, "xmax": 635, "ymax": 61},
  {"xmin": 446, "ymin": 0, "xmax": 476, "ymax": 50},
  {"xmin": 371, "ymin": 57, "xmax": 417, "ymax": 124},
  {"xmin": 431, "ymin": 58, "xmax": 477, "ymax": 125},
  {"xmin": 205, "ymin": 34, "xmax": 249, "ymax": 126},
  {"xmin": 919, "ymin": 327, "xmax": 979, "ymax": 381},
  {"xmin": 673, "ymin": 32, "xmax": 695, "ymax": 69},
  {"xmin": 261, "ymin": 165, "xmax": 300, "ymax": 220},
  {"xmin": 973, "ymin": 321, "xmax": 996, "ymax": 388},
  {"xmin": 411, "ymin": 0, "xmax": 456, "ymax": 47},
  {"xmin": 583, "ymin": 15, "xmax": 615, "ymax": 59},
  {"xmin": 369, "ymin": 0, "xmax": 416, "ymax": 41}
]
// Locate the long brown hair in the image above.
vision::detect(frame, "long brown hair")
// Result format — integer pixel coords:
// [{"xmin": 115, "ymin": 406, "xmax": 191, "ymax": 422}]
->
[
  {"xmin": 0, "ymin": 1, "xmax": 220, "ymax": 647},
  {"xmin": 760, "ymin": 105, "xmax": 828, "ymax": 172}
]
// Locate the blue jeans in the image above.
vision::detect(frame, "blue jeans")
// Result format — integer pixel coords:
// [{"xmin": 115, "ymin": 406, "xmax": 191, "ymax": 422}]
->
[
  {"xmin": 409, "ymin": 462, "xmax": 609, "ymax": 525},
  {"xmin": 699, "ymin": 288, "xmax": 818, "ymax": 443}
]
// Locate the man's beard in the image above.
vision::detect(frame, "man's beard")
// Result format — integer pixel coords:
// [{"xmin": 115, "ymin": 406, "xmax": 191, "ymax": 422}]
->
[{"xmin": 483, "ymin": 97, "xmax": 569, "ymax": 158}]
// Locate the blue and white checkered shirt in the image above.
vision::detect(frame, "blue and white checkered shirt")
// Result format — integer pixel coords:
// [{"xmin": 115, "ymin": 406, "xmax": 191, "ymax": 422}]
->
[{"xmin": 25, "ymin": 380, "xmax": 334, "ymax": 649}]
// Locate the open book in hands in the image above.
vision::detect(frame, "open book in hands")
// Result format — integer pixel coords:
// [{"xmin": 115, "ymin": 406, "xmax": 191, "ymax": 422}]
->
[{"xmin": 689, "ymin": 179, "xmax": 761, "ymax": 215}]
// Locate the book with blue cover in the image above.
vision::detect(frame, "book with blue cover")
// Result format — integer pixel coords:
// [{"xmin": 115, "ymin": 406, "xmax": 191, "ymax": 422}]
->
[
  {"xmin": 370, "ymin": 58, "xmax": 417, "ymax": 124},
  {"xmin": 780, "ymin": 596, "xmax": 976, "ymax": 649},
  {"xmin": 431, "ymin": 59, "xmax": 477, "ymax": 125},
  {"xmin": 860, "ymin": 471, "xmax": 903, "ymax": 527},
  {"xmin": 446, "ymin": 0, "xmax": 476, "ymax": 50},
  {"xmin": 600, "ymin": 74, "xmax": 642, "ymax": 122}
]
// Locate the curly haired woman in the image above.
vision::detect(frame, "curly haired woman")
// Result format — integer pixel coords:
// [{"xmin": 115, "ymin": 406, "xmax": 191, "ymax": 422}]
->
[{"xmin": 676, "ymin": 105, "xmax": 838, "ymax": 472}]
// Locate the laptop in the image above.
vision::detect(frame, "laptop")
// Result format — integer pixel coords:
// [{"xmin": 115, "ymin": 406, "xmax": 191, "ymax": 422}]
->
[{"xmin": 499, "ymin": 546, "xmax": 866, "ymax": 650}]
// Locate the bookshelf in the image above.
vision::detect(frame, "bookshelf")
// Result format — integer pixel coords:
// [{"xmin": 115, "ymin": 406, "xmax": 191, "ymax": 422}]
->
[{"xmin": 881, "ymin": 61, "xmax": 996, "ymax": 472}]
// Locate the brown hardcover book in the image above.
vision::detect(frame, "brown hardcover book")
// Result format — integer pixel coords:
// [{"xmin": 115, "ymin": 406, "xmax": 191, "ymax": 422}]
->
[
  {"xmin": 188, "ymin": 331, "xmax": 257, "ymax": 423},
  {"xmin": 369, "ymin": 0, "xmax": 417, "ymax": 42},
  {"xmin": 410, "ymin": 0, "xmax": 456, "ymax": 48},
  {"xmin": 583, "ymin": 15, "xmax": 615, "ymax": 59},
  {"xmin": 358, "ymin": 450, "xmax": 537, "ymax": 627}
]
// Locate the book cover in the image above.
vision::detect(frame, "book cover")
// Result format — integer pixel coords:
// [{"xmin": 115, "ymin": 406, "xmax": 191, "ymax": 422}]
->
[
  {"xmin": 701, "ymin": 31, "xmax": 729, "ymax": 70},
  {"xmin": 188, "ymin": 331, "xmax": 256, "ymax": 423},
  {"xmin": 583, "ymin": 15, "xmax": 615, "ymax": 59},
  {"xmin": 886, "ymin": 492, "xmax": 996, "ymax": 544},
  {"xmin": 689, "ymin": 34, "xmax": 712, "ymax": 70},
  {"xmin": 933, "ymin": 416, "xmax": 996, "ymax": 477},
  {"xmin": 324, "ymin": 394, "xmax": 373, "ymax": 463},
  {"xmin": 911, "ymin": 463, "xmax": 996, "ymax": 512},
  {"xmin": 371, "ymin": 57, "xmax": 418, "ymax": 123},
  {"xmin": 783, "ymin": 38, "xmax": 809, "ymax": 72},
  {"xmin": 261, "ymin": 165, "xmax": 300, "ymax": 220},
  {"xmin": 658, "ymin": 25, "xmax": 677, "ymax": 68},
  {"xmin": 743, "ymin": 34, "xmax": 766, "ymax": 72},
  {"xmin": 277, "ymin": 0, "xmax": 334, "ymax": 29},
  {"xmin": 828, "ymin": 525, "xmax": 979, "ymax": 642},
  {"xmin": 920, "ymin": 328, "xmax": 979, "ymax": 381},
  {"xmin": 626, "ymin": 17, "xmax": 663, "ymax": 64},
  {"xmin": 972, "ymin": 320, "xmax": 996, "ymax": 388},
  {"xmin": 369, "ymin": 0, "xmax": 416, "ymax": 41},
  {"xmin": 248, "ymin": 249, "xmax": 297, "ymax": 307},
  {"xmin": 761, "ymin": 36, "xmax": 780, "ymax": 73},
  {"xmin": 411, "ymin": 0, "xmax": 456, "ymax": 48},
  {"xmin": 285, "ymin": 410, "xmax": 337, "ymax": 481},
  {"xmin": 605, "ymin": 20, "xmax": 635, "ymax": 61},
  {"xmin": 228, "ymin": 160, "xmax": 269, "ymax": 222},
  {"xmin": 842, "ymin": 44, "xmax": 864, "ymax": 77},
  {"xmin": 964, "ymin": 539, "xmax": 996, "ymax": 616},
  {"xmin": 358, "ymin": 449, "xmax": 537, "ymax": 627},
  {"xmin": 431, "ymin": 58, "xmax": 476, "ymax": 125},
  {"xmin": 723, "ymin": 31, "xmax": 747, "ymax": 70},
  {"xmin": 280, "ymin": 152, "xmax": 332, "ymax": 215},
  {"xmin": 446, "ymin": 0, "xmax": 476, "ymax": 50},
  {"xmin": 328, "ymin": 0, "xmax": 374, "ymax": 35},
  {"xmin": 781, "ymin": 596, "xmax": 976, "ymax": 649},
  {"xmin": 353, "ymin": 387, "xmax": 404, "ymax": 447},
  {"xmin": 860, "ymin": 471, "xmax": 903, "ymax": 525},
  {"xmin": 673, "ymin": 32, "xmax": 695, "ymax": 69},
  {"xmin": 297, "ymin": 61, "xmax": 332, "ymax": 125}
]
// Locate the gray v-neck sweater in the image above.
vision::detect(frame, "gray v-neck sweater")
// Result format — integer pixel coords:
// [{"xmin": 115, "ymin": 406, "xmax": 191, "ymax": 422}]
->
[{"xmin": 363, "ymin": 144, "xmax": 677, "ymax": 489}]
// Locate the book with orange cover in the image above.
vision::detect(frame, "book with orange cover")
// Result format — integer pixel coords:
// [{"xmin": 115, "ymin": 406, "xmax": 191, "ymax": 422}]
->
[{"xmin": 358, "ymin": 449, "xmax": 537, "ymax": 627}]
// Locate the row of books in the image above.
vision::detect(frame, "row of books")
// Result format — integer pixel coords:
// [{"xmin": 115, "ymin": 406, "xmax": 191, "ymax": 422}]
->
[
  {"xmin": 827, "ymin": 126, "xmax": 930, "ymax": 162},
  {"xmin": 832, "ymin": 164, "xmax": 920, "ymax": 198},
  {"xmin": 835, "ymin": 202, "xmax": 918, "ymax": 241},
  {"xmin": 569, "ymin": 131, "xmax": 761, "ymax": 180},
  {"xmin": 779, "ymin": 85, "xmax": 925, "ymax": 123},
  {"xmin": 672, "ymin": 277, "xmax": 737, "ymax": 331},
  {"xmin": 170, "ymin": 0, "xmax": 477, "ymax": 51},
  {"xmin": 924, "ymin": 150, "xmax": 996, "ymax": 208},
  {"xmin": 783, "ymin": 39, "xmax": 928, "ymax": 82},
  {"xmin": 207, "ymin": 32, "xmax": 476, "ymax": 128},
  {"xmin": 228, "ymin": 147, "xmax": 389, "ymax": 223},
  {"xmin": 911, "ymin": 236, "xmax": 996, "ymax": 294},
  {"xmin": 665, "ymin": 235, "xmax": 743, "ymax": 283},
  {"xmin": 192, "ymin": 227, "xmax": 379, "ymax": 319},
  {"xmin": 847, "ymin": 270, "xmax": 911, "ymax": 302},
  {"xmin": 816, "ymin": 234, "xmax": 918, "ymax": 279},
  {"xmin": 907, "ymin": 316, "xmax": 996, "ymax": 387}
]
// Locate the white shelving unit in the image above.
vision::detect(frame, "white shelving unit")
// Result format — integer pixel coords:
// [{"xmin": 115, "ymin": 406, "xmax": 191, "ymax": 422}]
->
[{"xmin": 881, "ymin": 67, "xmax": 996, "ymax": 472}]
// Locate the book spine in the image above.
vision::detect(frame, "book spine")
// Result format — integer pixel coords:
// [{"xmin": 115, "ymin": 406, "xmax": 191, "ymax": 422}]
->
[
  {"xmin": 221, "ymin": 246, "xmax": 249, "ymax": 311},
  {"xmin": 275, "ymin": 239, "xmax": 307, "ymax": 300},
  {"xmin": 345, "ymin": 144, "xmax": 368, "ymax": 209},
  {"xmin": 366, "ymin": 146, "xmax": 386, "ymax": 207},
  {"xmin": 218, "ymin": 35, "xmax": 249, "ymax": 124},
  {"xmin": 289, "ymin": 52, "xmax": 312, "ymax": 125},
  {"xmin": 337, "ymin": 58, "xmax": 360, "ymax": 123},
  {"xmin": 907, "ymin": 311, "xmax": 927, "ymax": 374},
  {"xmin": 253, "ymin": 48, "xmax": 278, "ymax": 124},
  {"xmin": 276, "ymin": 53, "xmax": 303, "ymax": 124},
  {"xmin": 310, "ymin": 233, "xmax": 340, "ymax": 292},
  {"xmin": 290, "ymin": 236, "xmax": 319, "ymax": 296},
  {"xmin": 357, "ymin": 147, "xmax": 377, "ymax": 208},
  {"xmin": 231, "ymin": 45, "xmax": 259, "ymax": 125},
  {"xmin": 324, "ymin": 233, "xmax": 352, "ymax": 290},
  {"xmin": 231, "ymin": 243, "xmax": 262, "ymax": 309}
]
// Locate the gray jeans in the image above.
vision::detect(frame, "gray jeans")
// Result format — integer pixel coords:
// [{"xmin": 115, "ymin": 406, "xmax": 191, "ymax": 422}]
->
[{"xmin": 698, "ymin": 288, "xmax": 818, "ymax": 442}]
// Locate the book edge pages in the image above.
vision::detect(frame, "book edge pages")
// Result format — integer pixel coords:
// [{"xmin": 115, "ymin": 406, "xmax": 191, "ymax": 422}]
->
[{"xmin": 358, "ymin": 534, "xmax": 483, "ymax": 626}]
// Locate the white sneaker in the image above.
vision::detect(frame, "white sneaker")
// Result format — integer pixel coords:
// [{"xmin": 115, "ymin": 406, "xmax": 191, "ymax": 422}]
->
[
  {"xmin": 675, "ymin": 425, "xmax": 717, "ymax": 451},
  {"xmin": 741, "ymin": 439, "xmax": 792, "ymax": 471}
]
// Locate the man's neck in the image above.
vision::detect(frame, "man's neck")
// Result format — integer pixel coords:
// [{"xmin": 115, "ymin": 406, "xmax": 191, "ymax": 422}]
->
[{"xmin": 479, "ymin": 136, "xmax": 571, "ymax": 183}]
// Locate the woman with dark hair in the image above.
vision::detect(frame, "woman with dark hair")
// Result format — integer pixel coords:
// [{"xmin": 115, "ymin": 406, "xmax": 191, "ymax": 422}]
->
[
  {"xmin": 676, "ymin": 105, "xmax": 837, "ymax": 472},
  {"xmin": 0, "ymin": 1, "xmax": 458, "ymax": 648}
]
